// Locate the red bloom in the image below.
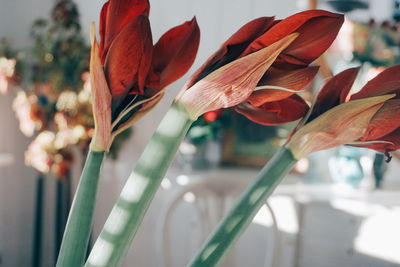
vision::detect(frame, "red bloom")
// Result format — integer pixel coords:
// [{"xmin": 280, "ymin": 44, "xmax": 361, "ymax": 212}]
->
[
  {"xmin": 288, "ymin": 66, "xmax": 400, "ymax": 159},
  {"xmin": 177, "ymin": 10, "xmax": 343, "ymax": 125},
  {"xmin": 90, "ymin": 0, "xmax": 200, "ymax": 150},
  {"xmin": 203, "ymin": 110, "xmax": 222, "ymax": 123},
  {"xmin": 313, "ymin": 66, "xmax": 400, "ymax": 153},
  {"xmin": 351, "ymin": 66, "xmax": 400, "ymax": 153}
]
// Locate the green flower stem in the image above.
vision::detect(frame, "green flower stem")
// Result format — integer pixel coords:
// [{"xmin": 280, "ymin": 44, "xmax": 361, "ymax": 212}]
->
[
  {"xmin": 56, "ymin": 150, "xmax": 105, "ymax": 267},
  {"xmin": 85, "ymin": 102, "xmax": 194, "ymax": 267},
  {"xmin": 189, "ymin": 147, "xmax": 297, "ymax": 267}
]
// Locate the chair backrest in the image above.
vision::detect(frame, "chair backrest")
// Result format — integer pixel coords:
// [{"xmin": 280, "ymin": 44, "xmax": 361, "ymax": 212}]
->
[{"xmin": 156, "ymin": 174, "xmax": 281, "ymax": 267}]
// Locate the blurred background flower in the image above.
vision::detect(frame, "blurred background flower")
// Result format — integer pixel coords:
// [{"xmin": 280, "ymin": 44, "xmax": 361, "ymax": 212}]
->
[
  {"xmin": 0, "ymin": 38, "xmax": 25, "ymax": 94},
  {"xmin": 8, "ymin": 0, "xmax": 130, "ymax": 178}
]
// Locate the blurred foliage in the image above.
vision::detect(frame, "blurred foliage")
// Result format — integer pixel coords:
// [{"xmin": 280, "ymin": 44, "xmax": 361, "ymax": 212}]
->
[
  {"xmin": 186, "ymin": 109, "xmax": 229, "ymax": 145},
  {"xmin": 7, "ymin": 0, "xmax": 131, "ymax": 178},
  {"xmin": 30, "ymin": 0, "xmax": 89, "ymax": 92},
  {"xmin": 0, "ymin": 38, "xmax": 26, "ymax": 84},
  {"xmin": 353, "ymin": 20, "xmax": 400, "ymax": 67}
]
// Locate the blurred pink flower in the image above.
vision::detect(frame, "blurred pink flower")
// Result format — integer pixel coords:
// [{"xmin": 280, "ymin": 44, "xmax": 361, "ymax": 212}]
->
[
  {"xmin": 25, "ymin": 131, "xmax": 55, "ymax": 173},
  {"xmin": 0, "ymin": 57, "xmax": 16, "ymax": 94},
  {"xmin": 12, "ymin": 91, "xmax": 37, "ymax": 137}
]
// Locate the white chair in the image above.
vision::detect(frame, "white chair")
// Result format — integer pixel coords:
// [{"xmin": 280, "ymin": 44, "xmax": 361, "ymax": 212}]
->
[{"xmin": 156, "ymin": 173, "xmax": 282, "ymax": 267}]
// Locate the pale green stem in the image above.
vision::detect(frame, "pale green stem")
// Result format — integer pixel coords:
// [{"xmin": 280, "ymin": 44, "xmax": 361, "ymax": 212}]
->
[
  {"xmin": 189, "ymin": 147, "xmax": 297, "ymax": 267},
  {"xmin": 85, "ymin": 102, "xmax": 193, "ymax": 267},
  {"xmin": 56, "ymin": 150, "xmax": 105, "ymax": 267}
]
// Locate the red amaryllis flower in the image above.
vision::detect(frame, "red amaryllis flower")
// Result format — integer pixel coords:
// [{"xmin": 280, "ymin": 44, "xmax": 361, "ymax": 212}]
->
[
  {"xmin": 287, "ymin": 66, "xmax": 400, "ymax": 159},
  {"xmin": 90, "ymin": 0, "xmax": 200, "ymax": 151},
  {"xmin": 203, "ymin": 109, "xmax": 223, "ymax": 123},
  {"xmin": 176, "ymin": 10, "xmax": 343, "ymax": 125}
]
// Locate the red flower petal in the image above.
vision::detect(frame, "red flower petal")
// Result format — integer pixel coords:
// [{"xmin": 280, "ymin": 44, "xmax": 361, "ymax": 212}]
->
[
  {"xmin": 247, "ymin": 66, "xmax": 319, "ymax": 106},
  {"xmin": 104, "ymin": 15, "xmax": 153, "ymax": 109},
  {"xmin": 101, "ymin": 0, "xmax": 150, "ymax": 61},
  {"xmin": 99, "ymin": 1, "xmax": 109, "ymax": 63},
  {"xmin": 242, "ymin": 10, "xmax": 344, "ymax": 65},
  {"xmin": 147, "ymin": 17, "xmax": 200, "ymax": 91},
  {"xmin": 280, "ymin": 14, "xmax": 344, "ymax": 65},
  {"xmin": 357, "ymin": 128, "xmax": 400, "ymax": 153},
  {"xmin": 310, "ymin": 67, "xmax": 359, "ymax": 120},
  {"xmin": 360, "ymin": 99, "xmax": 400, "ymax": 141},
  {"xmin": 235, "ymin": 94, "xmax": 309, "ymax": 125},
  {"xmin": 211, "ymin": 17, "xmax": 275, "ymax": 66},
  {"xmin": 351, "ymin": 65, "xmax": 400, "ymax": 100},
  {"xmin": 272, "ymin": 54, "xmax": 310, "ymax": 70},
  {"xmin": 185, "ymin": 17, "xmax": 275, "ymax": 89}
]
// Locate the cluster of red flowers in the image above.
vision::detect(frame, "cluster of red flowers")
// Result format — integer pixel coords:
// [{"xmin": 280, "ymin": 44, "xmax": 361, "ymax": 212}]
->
[
  {"xmin": 180, "ymin": 10, "xmax": 343, "ymax": 125},
  {"xmin": 92, "ymin": 0, "xmax": 400, "ymax": 158},
  {"xmin": 90, "ymin": 0, "xmax": 200, "ymax": 150}
]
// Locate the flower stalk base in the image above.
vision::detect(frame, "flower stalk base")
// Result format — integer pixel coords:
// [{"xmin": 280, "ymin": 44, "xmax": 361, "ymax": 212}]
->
[
  {"xmin": 189, "ymin": 147, "xmax": 297, "ymax": 267},
  {"xmin": 56, "ymin": 150, "xmax": 105, "ymax": 267},
  {"xmin": 85, "ymin": 101, "xmax": 193, "ymax": 267}
]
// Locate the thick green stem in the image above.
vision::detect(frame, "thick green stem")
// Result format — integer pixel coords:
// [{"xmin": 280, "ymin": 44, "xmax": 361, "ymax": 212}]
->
[
  {"xmin": 189, "ymin": 147, "xmax": 297, "ymax": 267},
  {"xmin": 85, "ymin": 102, "xmax": 193, "ymax": 267},
  {"xmin": 56, "ymin": 150, "xmax": 105, "ymax": 267}
]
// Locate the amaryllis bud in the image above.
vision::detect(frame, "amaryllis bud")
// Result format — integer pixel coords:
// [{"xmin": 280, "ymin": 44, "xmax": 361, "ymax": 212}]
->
[
  {"xmin": 176, "ymin": 33, "xmax": 298, "ymax": 120},
  {"xmin": 288, "ymin": 94, "xmax": 394, "ymax": 159},
  {"xmin": 287, "ymin": 65, "xmax": 400, "ymax": 159},
  {"xmin": 90, "ymin": 24, "xmax": 112, "ymax": 151},
  {"xmin": 176, "ymin": 10, "xmax": 344, "ymax": 126}
]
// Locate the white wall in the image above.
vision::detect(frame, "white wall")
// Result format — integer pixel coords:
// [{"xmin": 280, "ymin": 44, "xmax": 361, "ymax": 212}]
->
[{"xmin": 0, "ymin": 1, "xmax": 55, "ymax": 266}]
